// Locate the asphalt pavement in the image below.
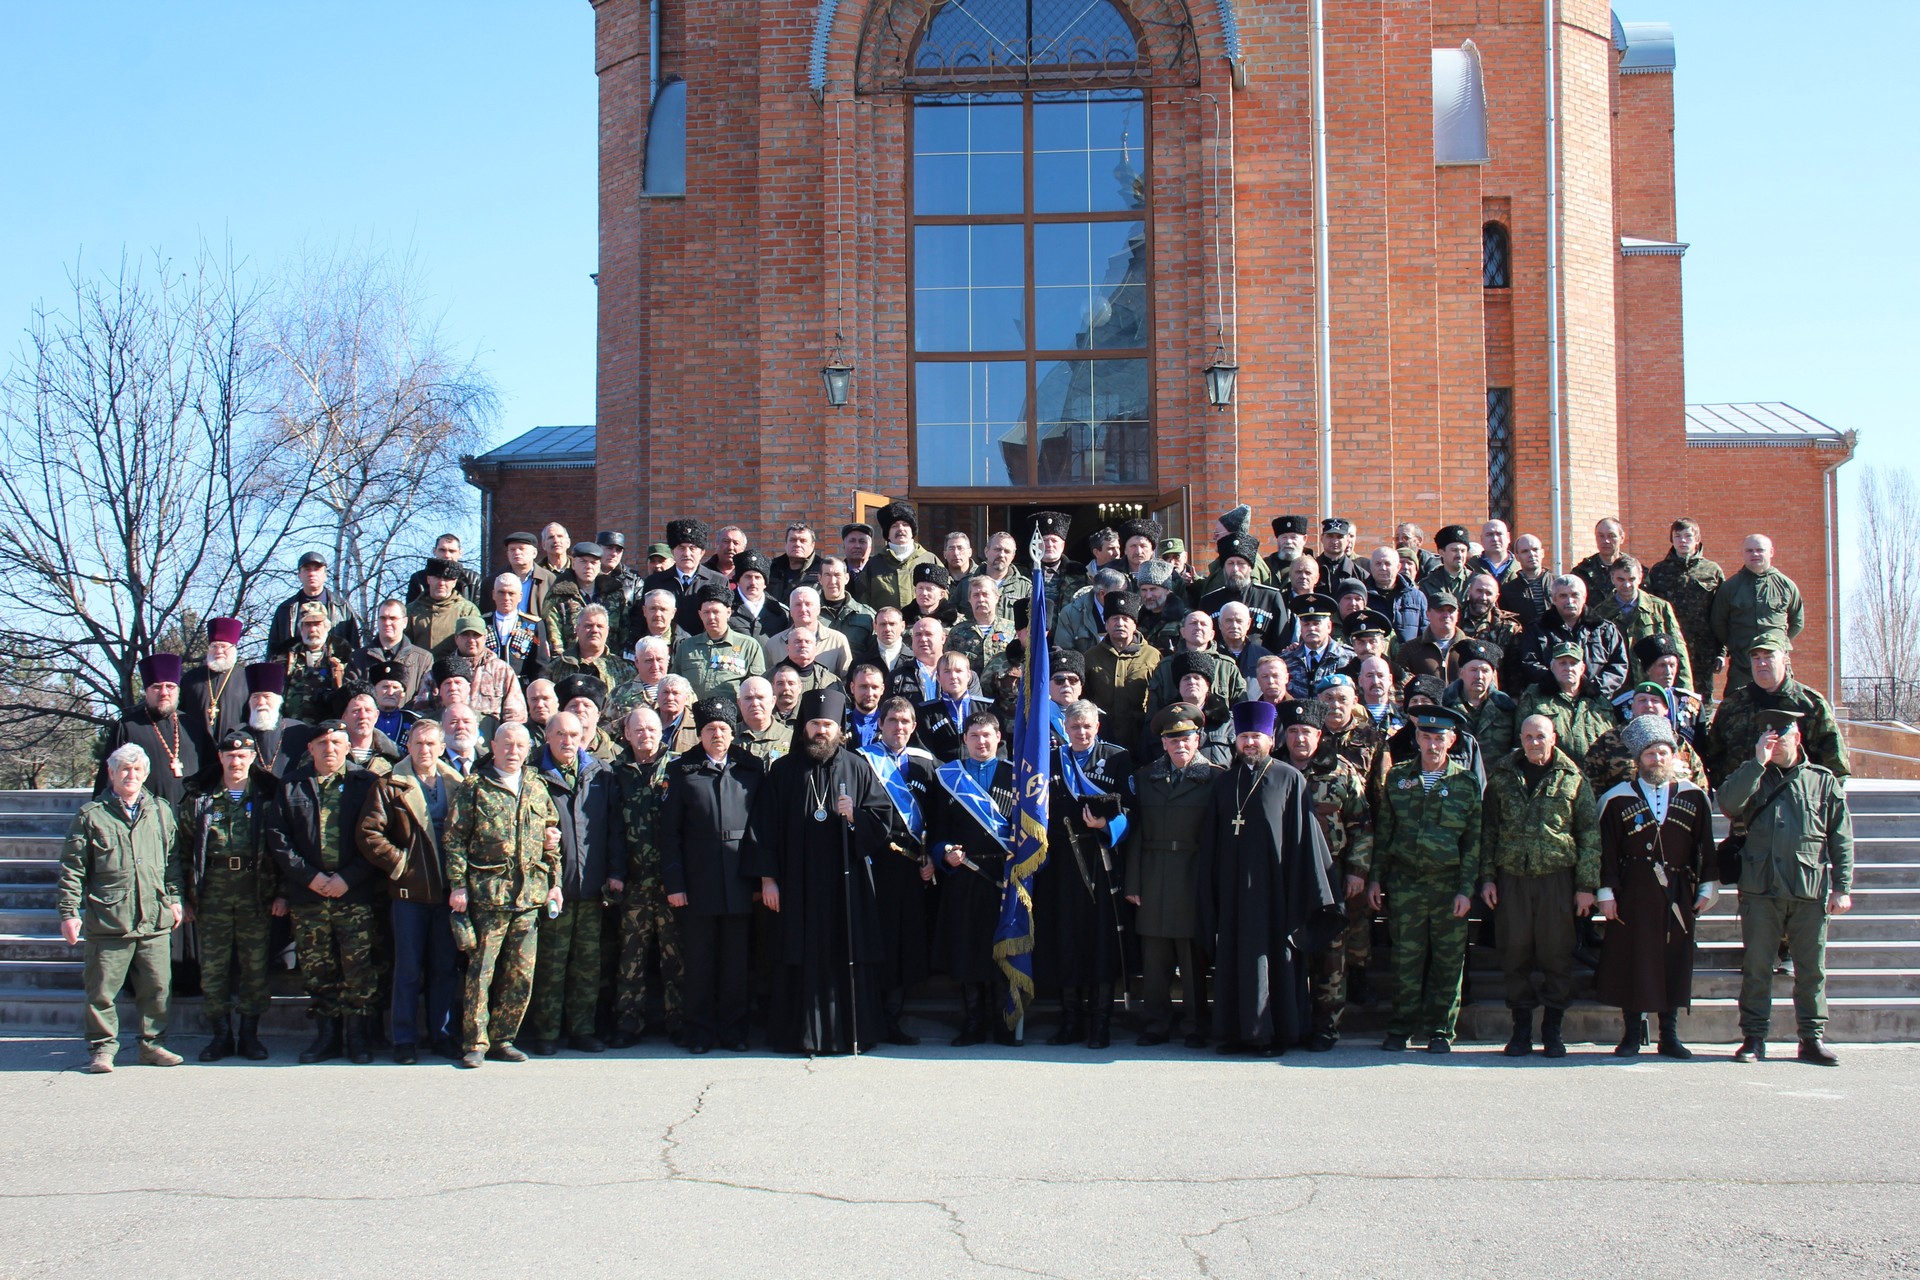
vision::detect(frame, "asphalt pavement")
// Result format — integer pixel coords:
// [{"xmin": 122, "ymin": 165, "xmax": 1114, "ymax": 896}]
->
[{"xmin": 3, "ymin": 1033, "xmax": 1916, "ymax": 1278}]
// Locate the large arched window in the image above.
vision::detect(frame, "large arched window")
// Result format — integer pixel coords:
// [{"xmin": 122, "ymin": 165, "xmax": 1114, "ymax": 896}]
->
[{"xmin": 907, "ymin": 0, "xmax": 1155, "ymax": 491}]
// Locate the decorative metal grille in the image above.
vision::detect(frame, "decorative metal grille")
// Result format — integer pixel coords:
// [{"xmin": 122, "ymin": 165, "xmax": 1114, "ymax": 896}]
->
[
  {"xmin": 856, "ymin": 0, "xmax": 1200, "ymax": 93},
  {"xmin": 1482, "ymin": 221, "xmax": 1510, "ymax": 288},
  {"xmin": 1486, "ymin": 387, "xmax": 1514, "ymax": 525}
]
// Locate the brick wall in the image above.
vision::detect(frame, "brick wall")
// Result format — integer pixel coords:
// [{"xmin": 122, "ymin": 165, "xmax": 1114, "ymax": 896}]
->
[
  {"xmin": 471, "ymin": 466, "xmax": 599, "ymax": 583},
  {"xmin": 1683, "ymin": 443, "xmax": 1845, "ymax": 699}
]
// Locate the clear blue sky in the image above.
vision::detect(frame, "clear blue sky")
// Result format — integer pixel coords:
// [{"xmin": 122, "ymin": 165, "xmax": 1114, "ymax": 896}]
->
[{"xmin": 0, "ymin": 1, "xmax": 1912, "ymax": 535}]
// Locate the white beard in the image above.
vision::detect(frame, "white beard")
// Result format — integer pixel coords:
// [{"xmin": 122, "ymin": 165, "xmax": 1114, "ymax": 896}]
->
[
  {"xmin": 448, "ymin": 732, "xmax": 480, "ymax": 755},
  {"xmin": 248, "ymin": 706, "xmax": 281, "ymax": 732},
  {"xmin": 205, "ymin": 654, "xmax": 237, "ymax": 674}
]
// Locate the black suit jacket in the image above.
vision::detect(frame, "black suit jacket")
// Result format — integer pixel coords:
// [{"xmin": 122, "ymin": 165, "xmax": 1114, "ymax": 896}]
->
[
  {"xmin": 642, "ymin": 566, "xmax": 731, "ymax": 636},
  {"xmin": 266, "ymin": 765, "xmax": 386, "ymax": 905},
  {"xmin": 660, "ymin": 747, "xmax": 764, "ymax": 915}
]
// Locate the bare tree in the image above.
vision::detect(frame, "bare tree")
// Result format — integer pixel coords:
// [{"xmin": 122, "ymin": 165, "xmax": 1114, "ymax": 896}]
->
[
  {"xmin": 0, "ymin": 250, "xmax": 305, "ymax": 730},
  {"xmin": 264, "ymin": 246, "xmax": 496, "ymax": 620},
  {"xmin": 1848, "ymin": 465, "xmax": 1920, "ymax": 717}
]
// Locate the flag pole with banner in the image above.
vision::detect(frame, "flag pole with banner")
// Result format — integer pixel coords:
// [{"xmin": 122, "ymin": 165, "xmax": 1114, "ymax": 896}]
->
[{"xmin": 992, "ymin": 530, "xmax": 1051, "ymax": 1032}]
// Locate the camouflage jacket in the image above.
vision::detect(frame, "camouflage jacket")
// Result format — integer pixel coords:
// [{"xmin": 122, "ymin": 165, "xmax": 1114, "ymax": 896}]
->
[
  {"xmin": 1645, "ymin": 549, "xmax": 1725, "ymax": 670},
  {"xmin": 444, "ymin": 765, "xmax": 562, "ymax": 912},
  {"xmin": 1326, "ymin": 716, "xmax": 1391, "ymax": 808},
  {"xmin": 1416, "ymin": 565, "xmax": 1471, "ymax": 605},
  {"xmin": 946, "ymin": 617, "xmax": 1015, "ymax": 675},
  {"xmin": 1298, "ymin": 750, "xmax": 1374, "ymax": 880},
  {"xmin": 1515, "ymin": 685, "xmax": 1616, "ymax": 762},
  {"xmin": 1570, "ymin": 553, "xmax": 1627, "ymax": 603},
  {"xmin": 57, "ymin": 794, "xmax": 180, "ymax": 938},
  {"xmin": 614, "ymin": 752, "xmax": 674, "ymax": 887},
  {"xmin": 1478, "ymin": 748, "xmax": 1601, "ymax": 889},
  {"xmin": 1704, "ymin": 675, "xmax": 1848, "ymax": 789},
  {"xmin": 1709, "ymin": 566, "xmax": 1805, "ymax": 659},
  {"xmin": 672, "ymin": 630, "xmax": 767, "ymax": 700},
  {"xmin": 1371, "ymin": 758, "xmax": 1482, "ymax": 898},
  {"xmin": 540, "ymin": 572, "xmax": 617, "ymax": 656},
  {"xmin": 282, "ymin": 649, "xmax": 344, "ymax": 722},
  {"xmin": 1443, "ymin": 685, "xmax": 1519, "ymax": 758},
  {"xmin": 1458, "ymin": 604, "xmax": 1524, "ymax": 658},
  {"xmin": 546, "ymin": 649, "xmax": 636, "ymax": 698},
  {"xmin": 1593, "ymin": 591, "xmax": 1693, "ymax": 690}
]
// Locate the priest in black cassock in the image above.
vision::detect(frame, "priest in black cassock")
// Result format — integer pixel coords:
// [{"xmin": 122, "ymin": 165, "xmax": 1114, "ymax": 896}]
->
[
  {"xmin": 96, "ymin": 654, "xmax": 204, "ymax": 806},
  {"xmin": 744, "ymin": 686, "xmax": 893, "ymax": 1055},
  {"xmin": 1196, "ymin": 699, "xmax": 1338, "ymax": 1055},
  {"xmin": 180, "ymin": 616, "xmax": 250, "ymax": 742}
]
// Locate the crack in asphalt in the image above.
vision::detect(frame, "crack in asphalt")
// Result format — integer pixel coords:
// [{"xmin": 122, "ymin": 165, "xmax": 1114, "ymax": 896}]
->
[{"xmin": 1177, "ymin": 1178, "xmax": 1321, "ymax": 1278}]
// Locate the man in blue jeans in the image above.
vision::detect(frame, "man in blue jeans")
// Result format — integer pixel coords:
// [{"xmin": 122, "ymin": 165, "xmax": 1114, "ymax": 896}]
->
[{"xmin": 357, "ymin": 718, "xmax": 465, "ymax": 1061}]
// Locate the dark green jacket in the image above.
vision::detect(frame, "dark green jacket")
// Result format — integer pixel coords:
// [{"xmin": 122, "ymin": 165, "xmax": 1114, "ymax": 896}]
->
[
  {"xmin": 1704, "ymin": 675, "xmax": 1848, "ymax": 789},
  {"xmin": 1478, "ymin": 748, "xmax": 1600, "ymax": 890},
  {"xmin": 58, "ymin": 795, "xmax": 180, "ymax": 938},
  {"xmin": 1718, "ymin": 757, "xmax": 1852, "ymax": 899},
  {"xmin": 1443, "ymin": 684, "xmax": 1519, "ymax": 759},
  {"xmin": 1372, "ymin": 758, "xmax": 1482, "ymax": 899}
]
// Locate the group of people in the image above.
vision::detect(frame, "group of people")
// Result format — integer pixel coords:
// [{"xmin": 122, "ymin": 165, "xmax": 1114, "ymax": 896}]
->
[{"xmin": 59, "ymin": 502, "xmax": 1855, "ymax": 1072}]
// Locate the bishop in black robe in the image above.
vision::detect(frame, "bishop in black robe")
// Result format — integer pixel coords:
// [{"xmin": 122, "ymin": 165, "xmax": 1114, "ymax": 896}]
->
[
  {"xmin": 742, "ymin": 694, "xmax": 894, "ymax": 1055},
  {"xmin": 1195, "ymin": 701, "xmax": 1336, "ymax": 1053}
]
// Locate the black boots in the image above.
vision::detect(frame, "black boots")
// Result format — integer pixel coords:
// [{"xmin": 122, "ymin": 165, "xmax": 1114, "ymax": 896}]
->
[
  {"xmin": 952, "ymin": 984, "xmax": 988, "ymax": 1047},
  {"xmin": 1613, "ymin": 1014, "xmax": 1649, "ymax": 1057},
  {"xmin": 237, "ymin": 1015, "xmax": 269, "ymax": 1061},
  {"xmin": 1733, "ymin": 1035, "xmax": 1767, "ymax": 1062},
  {"xmin": 883, "ymin": 991, "xmax": 920, "ymax": 1045},
  {"xmin": 199, "ymin": 1015, "xmax": 236, "ymax": 1063},
  {"xmin": 1540, "ymin": 1007, "xmax": 1567, "ymax": 1058},
  {"xmin": 1085, "ymin": 986, "xmax": 1114, "ymax": 1050},
  {"xmin": 1798, "ymin": 1037, "xmax": 1839, "ymax": 1066},
  {"xmin": 1047, "ymin": 989, "xmax": 1086, "ymax": 1045},
  {"xmin": 344, "ymin": 1015, "xmax": 374, "ymax": 1065},
  {"xmin": 1657, "ymin": 1012, "xmax": 1692, "ymax": 1060},
  {"xmin": 299, "ymin": 1017, "xmax": 343, "ymax": 1064},
  {"xmin": 1503, "ymin": 1008, "xmax": 1534, "ymax": 1057}
]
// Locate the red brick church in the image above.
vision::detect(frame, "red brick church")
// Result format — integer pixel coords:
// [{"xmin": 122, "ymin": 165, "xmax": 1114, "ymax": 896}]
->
[{"xmin": 465, "ymin": 0, "xmax": 1852, "ymax": 694}]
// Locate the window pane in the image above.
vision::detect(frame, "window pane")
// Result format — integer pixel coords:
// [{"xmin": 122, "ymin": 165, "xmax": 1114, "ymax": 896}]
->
[
  {"xmin": 914, "ymin": 96, "xmax": 1024, "ymax": 215},
  {"xmin": 915, "ymin": 226, "xmax": 1026, "ymax": 352},
  {"xmin": 916, "ymin": 361, "xmax": 1024, "ymax": 487},
  {"xmin": 1034, "ymin": 358, "xmax": 1149, "ymax": 485},
  {"xmin": 1033, "ymin": 221, "xmax": 1147, "ymax": 350},
  {"xmin": 1034, "ymin": 91, "xmax": 1145, "ymax": 214}
]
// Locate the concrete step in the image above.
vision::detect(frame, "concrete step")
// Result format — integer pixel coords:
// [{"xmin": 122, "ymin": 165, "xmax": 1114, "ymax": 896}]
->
[
  {"xmin": 0, "ymin": 815, "xmax": 75, "ymax": 838},
  {"xmin": 1844, "ymin": 813, "xmax": 1920, "ymax": 837},
  {"xmin": 1853, "ymin": 862, "xmax": 1920, "ymax": 886},
  {"xmin": 0, "ymin": 789, "xmax": 90, "ymax": 815},
  {"xmin": 0, "ymin": 935, "xmax": 81, "ymax": 962},
  {"xmin": 0, "ymin": 885, "xmax": 55, "ymax": 910},
  {"xmin": 0, "ymin": 959, "xmax": 84, "ymax": 989},
  {"xmin": 1460, "ymin": 968, "xmax": 1920, "ymax": 1002},
  {"xmin": 0, "ymin": 991, "xmax": 316, "ymax": 1034},
  {"xmin": 0, "ymin": 856, "xmax": 60, "ymax": 882},
  {"xmin": 1835, "ymin": 789, "xmax": 1920, "ymax": 815},
  {"xmin": 0, "ymin": 839, "xmax": 64, "ymax": 863},
  {"xmin": 1847, "ymin": 838, "xmax": 1920, "ymax": 863},
  {"xmin": 1696, "ymin": 914, "xmax": 1920, "ymax": 942},
  {"xmin": 0, "ymin": 907, "xmax": 60, "ymax": 934},
  {"xmin": 1694, "ymin": 939, "xmax": 1920, "ymax": 970}
]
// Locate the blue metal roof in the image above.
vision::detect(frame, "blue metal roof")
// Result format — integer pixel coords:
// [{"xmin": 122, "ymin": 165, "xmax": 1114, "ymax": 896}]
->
[
  {"xmin": 1685, "ymin": 403, "xmax": 1848, "ymax": 446},
  {"xmin": 468, "ymin": 424, "xmax": 596, "ymax": 467},
  {"xmin": 1619, "ymin": 20, "xmax": 1675, "ymax": 74}
]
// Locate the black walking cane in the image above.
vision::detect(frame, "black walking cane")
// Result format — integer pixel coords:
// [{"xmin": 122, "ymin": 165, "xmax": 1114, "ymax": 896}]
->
[{"xmin": 839, "ymin": 782, "xmax": 859, "ymax": 1057}]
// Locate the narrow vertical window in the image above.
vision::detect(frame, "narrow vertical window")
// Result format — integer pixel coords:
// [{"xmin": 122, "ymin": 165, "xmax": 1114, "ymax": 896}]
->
[
  {"xmin": 1482, "ymin": 221, "xmax": 1510, "ymax": 288},
  {"xmin": 642, "ymin": 78, "xmax": 686, "ymax": 196},
  {"xmin": 1486, "ymin": 387, "xmax": 1514, "ymax": 524}
]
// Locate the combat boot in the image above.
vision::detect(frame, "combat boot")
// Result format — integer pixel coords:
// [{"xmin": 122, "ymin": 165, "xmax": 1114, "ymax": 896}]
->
[
  {"xmin": 343, "ymin": 1015, "xmax": 374, "ymax": 1065},
  {"xmin": 1540, "ymin": 1007, "xmax": 1568, "ymax": 1058},
  {"xmin": 1797, "ymin": 1037, "xmax": 1838, "ymax": 1066},
  {"xmin": 299, "ymin": 1017, "xmax": 343, "ymax": 1064},
  {"xmin": 1612, "ymin": 1014, "xmax": 1647, "ymax": 1057},
  {"xmin": 1657, "ymin": 1012, "xmax": 1692, "ymax": 1060},
  {"xmin": 485, "ymin": 1042, "xmax": 529, "ymax": 1062},
  {"xmin": 1084, "ymin": 985, "xmax": 1114, "ymax": 1050},
  {"xmin": 84, "ymin": 1045, "xmax": 116, "ymax": 1074},
  {"xmin": 1046, "ymin": 989, "xmax": 1085, "ymax": 1045},
  {"xmin": 1503, "ymin": 1008, "xmax": 1534, "ymax": 1057},
  {"xmin": 952, "ymin": 984, "xmax": 987, "ymax": 1047},
  {"xmin": 237, "ymin": 1015, "xmax": 269, "ymax": 1061},
  {"xmin": 1732, "ymin": 1034, "xmax": 1767, "ymax": 1062},
  {"xmin": 138, "ymin": 1042, "xmax": 183, "ymax": 1067},
  {"xmin": 198, "ymin": 1015, "xmax": 236, "ymax": 1063}
]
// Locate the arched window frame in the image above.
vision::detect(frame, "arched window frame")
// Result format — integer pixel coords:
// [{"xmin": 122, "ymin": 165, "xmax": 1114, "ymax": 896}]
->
[{"xmin": 641, "ymin": 76, "xmax": 687, "ymax": 197}]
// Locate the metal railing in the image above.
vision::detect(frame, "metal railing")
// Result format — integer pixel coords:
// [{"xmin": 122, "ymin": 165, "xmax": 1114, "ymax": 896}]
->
[{"xmin": 1841, "ymin": 675, "xmax": 1920, "ymax": 723}]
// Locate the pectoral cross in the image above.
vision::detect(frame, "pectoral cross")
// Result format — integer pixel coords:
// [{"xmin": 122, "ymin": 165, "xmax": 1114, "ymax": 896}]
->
[{"xmin": 1231, "ymin": 813, "xmax": 1246, "ymax": 836}]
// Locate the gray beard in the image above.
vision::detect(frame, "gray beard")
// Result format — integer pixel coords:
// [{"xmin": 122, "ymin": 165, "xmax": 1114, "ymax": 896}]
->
[
  {"xmin": 448, "ymin": 732, "xmax": 479, "ymax": 755},
  {"xmin": 248, "ymin": 707, "xmax": 280, "ymax": 732},
  {"xmin": 205, "ymin": 654, "xmax": 237, "ymax": 674},
  {"xmin": 1639, "ymin": 760, "xmax": 1677, "ymax": 787}
]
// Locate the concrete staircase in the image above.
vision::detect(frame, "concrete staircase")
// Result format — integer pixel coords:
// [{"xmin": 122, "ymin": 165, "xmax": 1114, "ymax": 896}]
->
[
  {"xmin": 4, "ymin": 784, "xmax": 1917, "ymax": 1044},
  {"xmin": 0, "ymin": 790, "xmax": 310, "ymax": 1034}
]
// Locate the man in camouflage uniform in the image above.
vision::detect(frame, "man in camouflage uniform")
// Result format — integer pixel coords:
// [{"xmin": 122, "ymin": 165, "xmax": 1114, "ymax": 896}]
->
[
  {"xmin": 1584, "ymin": 684, "xmax": 1708, "ymax": 795},
  {"xmin": 446, "ymin": 721, "xmax": 564, "ymax": 1068},
  {"xmin": 1592, "ymin": 555, "xmax": 1692, "ymax": 691},
  {"xmin": 183, "ymin": 730, "xmax": 279, "ymax": 1062},
  {"xmin": 609, "ymin": 705, "xmax": 682, "ymax": 1045},
  {"xmin": 1569, "ymin": 518, "xmax": 1629, "ymax": 601},
  {"xmin": 1443, "ymin": 637, "xmax": 1519, "ymax": 758},
  {"xmin": 267, "ymin": 721, "xmax": 388, "ymax": 1065},
  {"xmin": 1704, "ymin": 632, "xmax": 1848, "ymax": 789},
  {"xmin": 1516, "ymin": 642, "xmax": 1616, "ymax": 764},
  {"xmin": 1477, "ymin": 715, "xmax": 1600, "ymax": 1058},
  {"xmin": 1645, "ymin": 517, "xmax": 1726, "ymax": 711},
  {"xmin": 282, "ymin": 603, "xmax": 347, "ymax": 722},
  {"xmin": 1459, "ymin": 573, "xmax": 1524, "ymax": 659},
  {"xmin": 1415, "ymin": 524, "xmax": 1475, "ymax": 606},
  {"xmin": 1711, "ymin": 535, "xmax": 1806, "ymax": 692},
  {"xmin": 673, "ymin": 584, "xmax": 768, "ymax": 700},
  {"xmin": 1278, "ymin": 700, "xmax": 1373, "ymax": 1050},
  {"xmin": 1368, "ymin": 705, "xmax": 1481, "ymax": 1053}
]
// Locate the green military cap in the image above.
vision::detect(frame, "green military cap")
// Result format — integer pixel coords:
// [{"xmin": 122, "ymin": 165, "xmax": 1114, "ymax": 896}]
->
[
  {"xmin": 1755, "ymin": 708, "xmax": 1804, "ymax": 734},
  {"xmin": 1158, "ymin": 537, "xmax": 1185, "ymax": 555},
  {"xmin": 1409, "ymin": 704, "xmax": 1469, "ymax": 735},
  {"xmin": 1548, "ymin": 640, "xmax": 1584, "ymax": 661},
  {"xmin": 1152, "ymin": 702, "xmax": 1205, "ymax": 737},
  {"xmin": 646, "ymin": 542, "xmax": 671, "ymax": 558},
  {"xmin": 453, "ymin": 616, "xmax": 486, "ymax": 636},
  {"xmin": 1748, "ymin": 630, "xmax": 1793, "ymax": 654},
  {"xmin": 1427, "ymin": 590, "xmax": 1460, "ymax": 610},
  {"xmin": 1631, "ymin": 680, "xmax": 1668, "ymax": 697}
]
